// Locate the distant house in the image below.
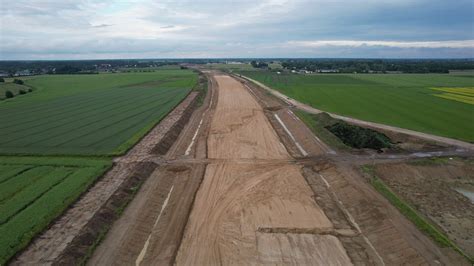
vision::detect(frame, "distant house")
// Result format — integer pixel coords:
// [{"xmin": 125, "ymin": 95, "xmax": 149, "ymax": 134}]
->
[{"xmin": 14, "ymin": 70, "xmax": 31, "ymax": 76}]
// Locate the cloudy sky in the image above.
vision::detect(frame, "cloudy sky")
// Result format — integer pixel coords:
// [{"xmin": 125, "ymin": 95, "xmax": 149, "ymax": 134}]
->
[{"xmin": 0, "ymin": 0, "xmax": 473, "ymax": 59}]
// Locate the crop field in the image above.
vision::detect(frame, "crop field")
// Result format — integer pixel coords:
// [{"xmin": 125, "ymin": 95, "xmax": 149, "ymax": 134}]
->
[
  {"xmin": 0, "ymin": 70, "xmax": 197, "ymax": 155},
  {"xmin": 0, "ymin": 156, "xmax": 111, "ymax": 264},
  {"xmin": 239, "ymin": 71, "xmax": 474, "ymax": 142},
  {"xmin": 0, "ymin": 70, "xmax": 196, "ymax": 263}
]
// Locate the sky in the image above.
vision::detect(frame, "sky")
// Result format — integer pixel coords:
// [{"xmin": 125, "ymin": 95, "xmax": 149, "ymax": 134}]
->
[{"xmin": 0, "ymin": 0, "xmax": 473, "ymax": 60}]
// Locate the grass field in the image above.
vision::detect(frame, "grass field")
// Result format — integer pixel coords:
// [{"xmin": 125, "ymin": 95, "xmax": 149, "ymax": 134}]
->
[
  {"xmin": 239, "ymin": 71, "xmax": 474, "ymax": 142},
  {"xmin": 0, "ymin": 82, "xmax": 31, "ymax": 100},
  {"xmin": 0, "ymin": 156, "xmax": 111, "ymax": 264},
  {"xmin": 0, "ymin": 69, "xmax": 198, "ymax": 263},
  {"xmin": 0, "ymin": 71, "xmax": 197, "ymax": 155}
]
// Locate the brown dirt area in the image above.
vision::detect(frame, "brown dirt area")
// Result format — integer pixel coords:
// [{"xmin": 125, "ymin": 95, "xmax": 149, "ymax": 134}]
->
[
  {"xmin": 371, "ymin": 157, "xmax": 474, "ymax": 257},
  {"xmin": 175, "ymin": 75, "xmax": 352, "ymax": 265}
]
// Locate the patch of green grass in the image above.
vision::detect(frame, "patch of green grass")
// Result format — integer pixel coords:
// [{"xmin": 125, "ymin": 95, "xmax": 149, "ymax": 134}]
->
[
  {"xmin": 326, "ymin": 122, "xmax": 392, "ymax": 150},
  {"xmin": 0, "ymin": 71, "xmax": 197, "ymax": 155},
  {"xmin": 294, "ymin": 110, "xmax": 350, "ymax": 151},
  {"xmin": 194, "ymin": 73, "xmax": 208, "ymax": 107},
  {"xmin": 408, "ymin": 157, "xmax": 454, "ymax": 166},
  {"xmin": 362, "ymin": 165, "xmax": 472, "ymax": 263},
  {"xmin": 239, "ymin": 71, "xmax": 474, "ymax": 142},
  {"xmin": 0, "ymin": 82, "xmax": 31, "ymax": 100},
  {"xmin": 0, "ymin": 156, "xmax": 111, "ymax": 265}
]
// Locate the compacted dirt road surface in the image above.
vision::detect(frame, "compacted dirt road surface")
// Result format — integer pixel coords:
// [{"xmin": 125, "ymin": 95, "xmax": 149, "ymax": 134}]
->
[{"xmin": 175, "ymin": 75, "xmax": 352, "ymax": 265}]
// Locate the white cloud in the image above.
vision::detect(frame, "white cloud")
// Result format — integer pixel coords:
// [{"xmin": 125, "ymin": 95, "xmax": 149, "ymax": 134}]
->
[
  {"xmin": 288, "ymin": 40, "xmax": 474, "ymax": 49},
  {"xmin": 0, "ymin": 0, "xmax": 473, "ymax": 59}
]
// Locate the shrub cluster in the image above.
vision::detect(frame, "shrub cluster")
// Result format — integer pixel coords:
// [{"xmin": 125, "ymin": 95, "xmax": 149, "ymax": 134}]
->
[
  {"xmin": 5, "ymin": 90, "xmax": 14, "ymax": 98},
  {"xmin": 3, "ymin": 83, "xmax": 32, "ymax": 99},
  {"xmin": 326, "ymin": 122, "xmax": 392, "ymax": 150}
]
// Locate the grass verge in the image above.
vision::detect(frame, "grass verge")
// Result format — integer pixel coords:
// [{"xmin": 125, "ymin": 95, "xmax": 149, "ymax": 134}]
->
[
  {"xmin": 294, "ymin": 110, "xmax": 350, "ymax": 151},
  {"xmin": 361, "ymin": 165, "xmax": 473, "ymax": 263},
  {"xmin": 193, "ymin": 71, "xmax": 208, "ymax": 107}
]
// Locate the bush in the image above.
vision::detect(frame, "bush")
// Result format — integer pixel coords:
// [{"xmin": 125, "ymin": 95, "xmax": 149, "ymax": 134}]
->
[
  {"xmin": 13, "ymin": 79, "xmax": 24, "ymax": 85},
  {"xmin": 5, "ymin": 90, "xmax": 14, "ymax": 98},
  {"xmin": 0, "ymin": 78, "xmax": 4, "ymax": 83},
  {"xmin": 28, "ymin": 88, "xmax": 33, "ymax": 92},
  {"xmin": 19, "ymin": 89, "xmax": 26, "ymax": 95},
  {"xmin": 326, "ymin": 122, "xmax": 392, "ymax": 150}
]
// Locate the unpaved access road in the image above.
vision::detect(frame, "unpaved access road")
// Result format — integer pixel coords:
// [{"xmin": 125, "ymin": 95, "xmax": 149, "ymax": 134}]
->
[{"xmin": 175, "ymin": 75, "xmax": 351, "ymax": 265}]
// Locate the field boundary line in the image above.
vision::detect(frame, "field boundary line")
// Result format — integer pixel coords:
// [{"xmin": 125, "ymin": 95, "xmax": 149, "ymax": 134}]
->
[{"xmin": 239, "ymin": 74, "xmax": 474, "ymax": 151}]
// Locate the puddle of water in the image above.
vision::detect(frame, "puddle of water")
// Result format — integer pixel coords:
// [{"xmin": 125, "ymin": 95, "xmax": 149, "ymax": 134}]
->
[{"xmin": 454, "ymin": 188, "xmax": 474, "ymax": 204}]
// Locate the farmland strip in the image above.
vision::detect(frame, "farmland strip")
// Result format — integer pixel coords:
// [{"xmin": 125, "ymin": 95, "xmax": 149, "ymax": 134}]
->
[
  {"xmin": 1, "ymin": 88, "xmax": 182, "ymax": 145},
  {"xmin": 0, "ymin": 166, "xmax": 54, "ymax": 203},
  {"xmin": 0, "ymin": 87, "xmax": 178, "ymax": 136},
  {"xmin": 0, "ymin": 166, "xmax": 108, "ymax": 264},
  {"xmin": 0, "ymin": 165, "xmax": 33, "ymax": 184},
  {"xmin": 0, "ymin": 168, "xmax": 73, "ymax": 225}
]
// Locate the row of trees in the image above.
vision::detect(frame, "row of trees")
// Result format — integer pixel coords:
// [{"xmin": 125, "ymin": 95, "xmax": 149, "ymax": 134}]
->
[
  {"xmin": 251, "ymin": 61, "xmax": 269, "ymax": 68},
  {"xmin": 280, "ymin": 59, "xmax": 474, "ymax": 73},
  {"xmin": 0, "ymin": 60, "xmax": 183, "ymax": 76},
  {"xmin": 0, "ymin": 78, "xmax": 24, "ymax": 84}
]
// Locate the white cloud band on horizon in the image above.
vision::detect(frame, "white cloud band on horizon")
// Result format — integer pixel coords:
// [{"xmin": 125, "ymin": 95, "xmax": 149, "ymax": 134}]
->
[
  {"xmin": 288, "ymin": 40, "xmax": 474, "ymax": 49},
  {"xmin": 1, "ymin": 0, "xmax": 473, "ymax": 59}
]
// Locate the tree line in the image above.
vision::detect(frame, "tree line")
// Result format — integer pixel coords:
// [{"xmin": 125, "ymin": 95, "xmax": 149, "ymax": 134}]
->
[{"xmin": 280, "ymin": 59, "xmax": 474, "ymax": 73}]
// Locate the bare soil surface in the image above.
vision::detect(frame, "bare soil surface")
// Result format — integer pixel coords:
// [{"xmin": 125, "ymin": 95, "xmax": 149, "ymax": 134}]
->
[
  {"xmin": 175, "ymin": 75, "xmax": 351, "ymax": 265},
  {"xmin": 372, "ymin": 158, "xmax": 474, "ymax": 257}
]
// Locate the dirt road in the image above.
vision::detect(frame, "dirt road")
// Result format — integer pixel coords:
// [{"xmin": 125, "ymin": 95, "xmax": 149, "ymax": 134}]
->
[{"xmin": 175, "ymin": 75, "xmax": 352, "ymax": 265}]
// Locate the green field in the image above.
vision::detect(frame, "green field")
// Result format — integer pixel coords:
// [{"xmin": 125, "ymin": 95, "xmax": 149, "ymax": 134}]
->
[
  {"xmin": 0, "ymin": 70, "xmax": 197, "ymax": 263},
  {"xmin": 0, "ymin": 71, "xmax": 197, "ymax": 155},
  {"xmin": 239, "ymin": 71, "xmax": 474, "ymax": 142},
  {"xmin": 0, "ymin": 156, "xmax": 111, "ymax": 264},
  {"xmin": 0, "ymin": 82, "xmax": 31, "ymax": 100}
]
